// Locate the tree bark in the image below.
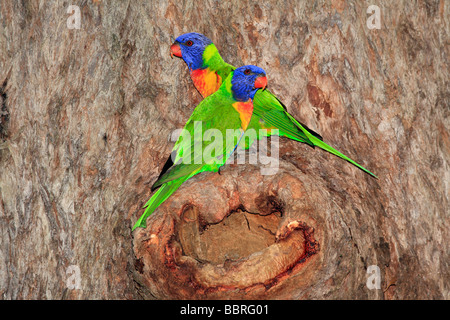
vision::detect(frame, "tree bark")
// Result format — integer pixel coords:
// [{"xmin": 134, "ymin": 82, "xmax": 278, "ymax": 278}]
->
[{"xmin": 0, "ymin": 0, "xmax": 448, "ymax": 299}]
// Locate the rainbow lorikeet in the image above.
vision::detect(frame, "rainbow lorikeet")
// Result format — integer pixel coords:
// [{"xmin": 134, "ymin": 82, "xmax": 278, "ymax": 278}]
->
[
  {"xmin": 132, "ymin": 65, "xmax": 267, "ymax": 230},
  {"xmin": 170, "ymin": 32, "xmax": 377, "ymax": 178}
]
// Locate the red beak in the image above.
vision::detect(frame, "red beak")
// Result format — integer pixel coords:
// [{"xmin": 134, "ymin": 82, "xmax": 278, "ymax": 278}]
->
[
  {"xmin": 170, "ymin": 42, "xmax": 182, "ymax": 59},
  {"xmin": 254, "ymin": 75, "xmax": 267, "ymax": 90}
]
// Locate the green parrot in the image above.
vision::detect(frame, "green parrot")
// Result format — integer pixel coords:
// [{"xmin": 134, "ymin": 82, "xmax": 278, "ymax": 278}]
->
[
  {"xmin": 132, "ymin": 65, "xmax": 268, "ymax": 230},
  {"xmin": 170, "ymin": 32, "xmax": 377, "ymax": 178}
]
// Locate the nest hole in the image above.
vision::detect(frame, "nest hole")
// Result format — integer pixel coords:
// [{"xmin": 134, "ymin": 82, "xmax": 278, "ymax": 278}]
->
[{"xmin": 178, "ymin": 207, "xmax": 282, "ymax": 265}]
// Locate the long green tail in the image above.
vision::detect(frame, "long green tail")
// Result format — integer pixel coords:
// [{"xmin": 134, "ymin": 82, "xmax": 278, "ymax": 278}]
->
[
  {"xmin": 132, "ymin": 178, "xmax": 186, "ymax": 231},
  {"xmin": 287, "ymin": 113, "xmax": 378, "ymax": 178}
]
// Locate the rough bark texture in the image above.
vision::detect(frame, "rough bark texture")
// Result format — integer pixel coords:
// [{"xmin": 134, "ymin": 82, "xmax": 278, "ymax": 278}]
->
[{"xmin": 0, "ymin": 1, "xmax": 448, "ymax": 299}]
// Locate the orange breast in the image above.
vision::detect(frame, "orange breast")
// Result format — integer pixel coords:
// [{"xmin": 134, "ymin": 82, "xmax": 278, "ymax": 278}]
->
[
  {"xmin": 232, "ymin": 100, "xmax": 254, "ymax": 131},
  {"xmin": 190, "ymin": 68, "xmax": 222, "ymax": 98}
]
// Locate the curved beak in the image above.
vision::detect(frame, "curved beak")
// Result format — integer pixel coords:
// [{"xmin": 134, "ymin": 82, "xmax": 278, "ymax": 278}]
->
[
  {"xmin": 254, "ymin": 74, "xmax": 268, "ymax": 90},
  {"xmin": 170, "ymin": 42, "xmax": 182, "ymax": 59}
]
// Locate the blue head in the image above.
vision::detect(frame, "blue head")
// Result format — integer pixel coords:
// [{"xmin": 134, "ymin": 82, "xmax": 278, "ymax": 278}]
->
[
  {"xmin": 170, "ymin": 32, "xmax": 213, "ymax": 70},
  {"xmin": 231, "ymin": 65, "xmax": 267, "ymax": 102}
]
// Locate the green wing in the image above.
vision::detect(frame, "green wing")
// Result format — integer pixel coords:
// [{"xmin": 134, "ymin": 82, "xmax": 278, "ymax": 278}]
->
[
  {"xmin": 250, "ymin": 90, "xmax": 322, "ymax": 146},
  {"xmin": 253, "ymin": 90, "xmax": 377, "ymax": 178},
  {"xmin": 132, "ymin": 92, "xmax": 244, "ymax": 230},
  {"xmin": 152, "ymin": 92, "xmax": 242, "ymax": 188}
]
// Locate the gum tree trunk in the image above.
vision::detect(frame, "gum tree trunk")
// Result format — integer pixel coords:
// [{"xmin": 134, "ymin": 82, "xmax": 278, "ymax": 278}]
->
[{"xmin": 0, "ymin": 1, "xmax": 448, "ymax": 299}]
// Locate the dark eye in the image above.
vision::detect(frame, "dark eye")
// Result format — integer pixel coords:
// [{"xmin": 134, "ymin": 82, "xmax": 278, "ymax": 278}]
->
[
  {"xmin": 244, "ymin": 69, "xmax": 251, "ymax": 75},
  {"xmin": 185, "ymin": 40, "xmax": 193, "ymax": 46}
]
